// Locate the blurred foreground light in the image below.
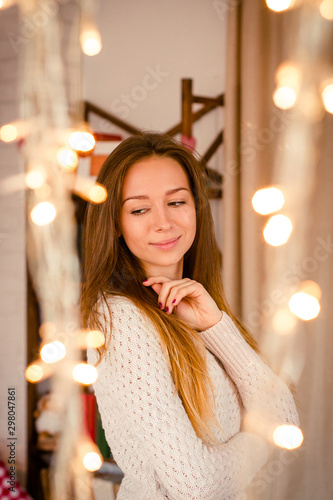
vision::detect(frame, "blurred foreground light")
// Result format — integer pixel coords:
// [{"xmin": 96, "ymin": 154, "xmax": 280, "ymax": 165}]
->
[
  {"xmin": 263, "ymin": 214, "xmax": 293, "ymax": 246},
  {"xmin": 57, "ymin": 147, "xmax": 78, "ymax": 170},
  {"xmin": 320, "ymin": 0, "xmax": 333, "ymax": 20},
  {"xmin": 297, "ymin": 280, "xmax": 322, "ymax": 301},
  {"xmin": 289, "ymin": 291, "xmax": 321, "ymax": 320},
  {"xmin": 72, "ymin": 362, "xmax": 98, "ymax": 385},
  {"xmin": 78, "ymin": 438, "xmax": 103, "ymax": 471},
  {"xmin": 40, "ymin": 341, "xmax": 66, "ymax": 364},
  {"xmin": 88, "ymin": 184, "xmax": 108, "ymax": 203},
  {"xmin": 26, "ymin": 170, "xmax": 45, "ymax": 189},
  {"xmin": 86, "ymin": 330, "xmax": 105, "ymax": 348},
  {"xmin": 321, "ymin": 83, "xmax": 333, "ymax": 114},
  {"xmin": 266, "ymin": 0, "xmax": 294, "ymax": 11},
  {"xmin": 83, "ymin": 451, "xmax": 103, "ymax": 471},
  {"xmin": 69, "ymin": 130, "xmax": 95, "ymax": 153},
  {"xmin": 31, "ymin": 201, "xmax": 56, "ymax": 226},
  {"xmin": 273, "ymin": 424, "xmax": 304, "ymax": 449},
  {"xmin": 80, "ymin": 29, "xmax": 102, "ymax": 56},
  {"xmin": 272, "ymin": 307, "xmax": 298, "ymax": 335},
  {"xmin": 273, "ymin": 86, "xmax": 297, "ymax": 109},
  {"xmin": 25, "ymin": 362, "xmax": 45, "ymax": 383},
  {"xmin": 276, "ymin": 63, "xmax": 301, "ymax": 88},
  {"xmin": 0, "ymin": 123, "xmax": 18, "ymax": 142},
  {"xmin": 252, "ymin": 187, "xmax": 285, "ymax": 215}
]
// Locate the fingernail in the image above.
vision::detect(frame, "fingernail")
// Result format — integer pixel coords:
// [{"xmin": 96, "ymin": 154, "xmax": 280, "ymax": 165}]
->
[
  {"xmin": 142, "ymin": 279, "xmax": 149, "ymax": 283},
  {"xmin": 172, "ymin": 299, "xmax": 176, "ymax": 304},
  {"xmin": 165, "ymin": 306, "xmax": 169, "ymax": 313},
  {"xmin": 159, "ymin": 302, "xmax": 163, "ymax": 309}
]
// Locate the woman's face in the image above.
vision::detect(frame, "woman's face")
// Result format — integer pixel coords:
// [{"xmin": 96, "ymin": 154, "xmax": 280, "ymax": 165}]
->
[{"xmin": 120, "ymin": 156, "xmax": 197, "ymax": 280}]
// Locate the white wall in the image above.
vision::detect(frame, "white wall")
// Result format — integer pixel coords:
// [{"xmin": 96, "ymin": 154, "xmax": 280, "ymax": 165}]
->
[
  {"xmin": 83, "ymin": 0, "xmax": 227, "ymax": 243},
  {"xmin": 0, "ymin": 6, "xmax": 27, "ymax": 486}
]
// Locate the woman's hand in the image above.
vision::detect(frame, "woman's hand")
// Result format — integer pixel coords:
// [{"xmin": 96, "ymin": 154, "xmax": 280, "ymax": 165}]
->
[{"xmin": 142, "ymin": 276, "xmax": 223, "ymax": 331}]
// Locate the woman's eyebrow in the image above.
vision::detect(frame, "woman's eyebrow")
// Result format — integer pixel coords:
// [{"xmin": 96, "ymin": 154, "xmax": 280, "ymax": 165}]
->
[{"xmin": 122, "ymin": 187, "xmax": 190, "ymax": 205}]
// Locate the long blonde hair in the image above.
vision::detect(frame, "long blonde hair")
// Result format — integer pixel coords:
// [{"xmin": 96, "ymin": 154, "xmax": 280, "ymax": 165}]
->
[{"xmin": 81, "ymin": 132, "xmax": 258, "ymax": 444}]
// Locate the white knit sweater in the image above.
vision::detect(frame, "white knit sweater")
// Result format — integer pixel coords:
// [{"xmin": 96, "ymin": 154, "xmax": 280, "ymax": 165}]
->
[{"xmin": 87, "ymin": 295, "xmax": 299, "ymax": 500}]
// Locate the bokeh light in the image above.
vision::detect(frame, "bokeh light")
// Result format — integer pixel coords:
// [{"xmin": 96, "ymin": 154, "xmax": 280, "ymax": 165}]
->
[
  {"xmin": 273, "ymin": 86, "xmax": 297, "ymax": 109},
  {"xmin": 57, "ymin": 147, "xmax": 78, "ymax": 170},
  {"xmin": 263, "ymin": 214, "xmax": 293, "ymax": 246},
  {"xmin": 266, "ymin": 0, "xmax": 295, "ymax": 11},
  {"xmin": 25, "ymin": 362, "xmax": 44, "ymax": 383},
  {"xmin": 88, "ymin": 184, "xmax": 108, "ymax": 203},
  {"xmin": 40, "ymin": 341, "xmax": 66, "ymax": 364},
  {"xmin": 80, "ymin": 29, "xmax": 102, "ymax": 56},
  {"xmin": 319, "ymin": 0, "xmax": 333, "ymax": 20},
  {"xmin": 272, "ymin": 307, "xmax": 298, "ymax": 335},
  {"xmin": 86, "ymin": 330, "xmax": 105, "ymax": 348},
  {"xmin": 83, "ymin": 451, "xmax": 103, "ymax": 472},
  {"xmin": 252, "ymin": 187, "xmax": 285, "ymax": 215},
  {"xmin": 0, "ymin": 123, "xmax": 18, "ymax": 142},
  {"xmin": 69, "ymin": 130, "xmax": 95, "ymax": 153},
  {"xmin": 31, "ymin": 202, "xmax": 56, "ymax": 226},
  {"xmin": 72, "ymin": 362, "xmax": 98, "ymax": 385},
  {"xmin": 273, "ymin": 424, "xmax": 304, "ymax": 449},
  {"xmin": 26, "ymin": 170, "xmax": 46, "ymax": 189},
  {"xmin": 321, "ymin": 83, "xmax": 333, "ymax": 114},
  {"xmin": 289, "ymin": 291, "xmax": 321, "ymax": 320}
]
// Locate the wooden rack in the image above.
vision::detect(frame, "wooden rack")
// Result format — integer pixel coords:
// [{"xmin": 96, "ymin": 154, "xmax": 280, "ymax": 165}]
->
[{"xmin": 84, "ymin": 78, "xmax": 224, "ymax": 199}]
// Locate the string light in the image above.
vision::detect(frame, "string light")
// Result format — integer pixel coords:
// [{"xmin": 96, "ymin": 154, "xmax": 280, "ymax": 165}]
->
[
  {"xmin": 73, "ymin": 176, "xmax": 108, "ymax": 204},
  {"xmin": 78, "ymin": 438, "xmax": 103, "ymax": 472},
  {"xmin": 86, "ymin": 330, "xmax": 105, "ymax": 348},
  {"xmin": 273, "ymin": 424, "xmax": 304, "ymax": 449},
  {"xmin": 26, "ymin": 170, "xmax": 46, "ymax": 189},
  {"xmin": 319, "ymin": 0, "xmax": 333, "ymax": 20},
  {"xmin": 266, "ymin": 0, "xmax": 295, "ymax": 12},
  {"xmin": 72, "ymin": 362, "xmax": 98, "ymax": 385},
  {"xmin": 40, "ymin": 341, "xmax": 67, "ymax": 364},
  {"xmin": 31, "ymin": 201, "xmax": 57, "ymax": 226},
  {"xmin": 80, "ymin": 28, "xmax": 102, "ymax": 56},
  {"xmin": 0, "ymin": 123, "xmax": 18, "ymax": 142},
  {"xmin": 25, "ymin": 362, "xmax": 44, "ymax": 383},
  {"xmin": 252, "ymin": 187, "xmax": 285, "ymax": 215},
  {"xmin": 57, "ymin": 147, "xmax": 78, "ymax": 170},
  {"xmin": 289, "ymin": 291, "xmax": 321, "ymax": 320},
  {"xmin": 68, "ymin": 130, "xmax": 95, "ymax": 153},
  {"xmin": 263, "ymin": 214, "xmax": 293, "ymax": 246},
  {"xmin": 272, "ymin": 307, "xmax": 298, "ymax": 335},
  {"xmin": 321, "ymin": 82, "xmax": 333, "ymax": 114},
  {"xmin": 273, "ymin": 86, "xmax": 297, "ymax": 109}
]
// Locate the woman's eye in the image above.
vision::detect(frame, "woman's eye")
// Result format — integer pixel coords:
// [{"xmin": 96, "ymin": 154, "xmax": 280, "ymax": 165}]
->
[
  {"xmin": 131, "ymin": 208, "xmax": 148, "ymax": 216},
  {"xmin": 169, "ymin": 201, "xmax": 186, "ymax": 207}
]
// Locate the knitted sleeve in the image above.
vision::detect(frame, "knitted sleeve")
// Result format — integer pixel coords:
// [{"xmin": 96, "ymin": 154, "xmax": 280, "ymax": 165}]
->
[
  {"xmin": 199, "ymin": 312, "xmax": 300, "ymax": 427},
  {"xmin": 88, "ymin": 296, "xmax": 269, "ymax": 500}
]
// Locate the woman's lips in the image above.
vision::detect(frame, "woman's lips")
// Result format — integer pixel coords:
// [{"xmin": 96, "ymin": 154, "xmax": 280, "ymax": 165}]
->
[{"xmin": 150, "ymin": 236, "xmax": 181, "ymax": 250}]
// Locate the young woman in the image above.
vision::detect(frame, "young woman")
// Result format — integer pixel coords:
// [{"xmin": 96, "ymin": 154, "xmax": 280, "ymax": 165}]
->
[{"xmin": 81, "ymin": 132, "xmax": 299, "ymax": 500}]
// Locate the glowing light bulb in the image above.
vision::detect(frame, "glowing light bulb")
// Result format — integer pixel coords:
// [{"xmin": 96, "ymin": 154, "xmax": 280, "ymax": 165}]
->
[
  {"xmin": 321, "ymin": 83, "xmax": 333, "ymax": 114},
  {"xmin": 40, "ymin": 341, "xmax": 66, "ymax": 364},
  {"xmin": 31, "ymin": 202, "xmax": 56, "ymax": 226},
  {"xmin": 72, "ymin": 362, "xmax": 98, "ymax": 385},
  {"xmin": 80, "ymin": 29, "xmax": 102, "ymax": 56},
  {"xmin": 266, "ymin": 0, "xmax": 294, "ymax": 11},
  {"xmin": 69, "ymin": 131, "xmax": 95, "ymax": 153},
  {"xmin": 320, "ymin": 0, "xmax": 333, "ymax": 19},
  {"xmin": 83, "ymin": 451, "xmax": 103, "ymax": 471},
  {"xmin": 273, "ymin": 86, "xmax": 297, "ymax": 109},
  {"xmin": 0, "ymin": 123, "xmax": 18, "ymax": 142},
  {"xmin": 289, "ymin": 292, "xmax": 320, "ymax": 320},
  {"xmin": 263, "ymin": 214, "xmax": 293, "ymax": 246},
  {"xmin": 88, "ymin": 184, "xmax": 108, "ymax": 203},
  {"xmin": 272, "ymin": 307, "xmax": 298, "ymax": 335},
  {"xmin": 26, "ymin": 170, "xmax": 45, "ymax": 189},
  {"xmin": 273, "ymin": 424, "xmax": 303, "ymax": 449},
  {"xmin": 86, "ymin": 330, "xmax": 105, "ymax": 348},
  {"xmin": 57, "ymin": 147, "xmax": 78, "ymax": 170},
  {"xmin": 252, "ymin": 187, "xmax": 285, "ymax": 215}
]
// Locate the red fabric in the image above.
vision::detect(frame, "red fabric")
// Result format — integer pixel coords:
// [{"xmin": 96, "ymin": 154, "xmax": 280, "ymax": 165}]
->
[
  {"xmin": 81, "ymin": 393, "xmax": 96, "ymax": 442},
  {"xmin": 0, "ymin": 459, "xmax": 33, "ymax": 499}
]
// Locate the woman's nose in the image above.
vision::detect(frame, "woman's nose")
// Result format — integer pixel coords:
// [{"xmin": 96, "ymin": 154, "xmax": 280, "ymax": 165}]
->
[{"xmin": 152, "ymin": 206, "xmax": 172, "ymax": 230}]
